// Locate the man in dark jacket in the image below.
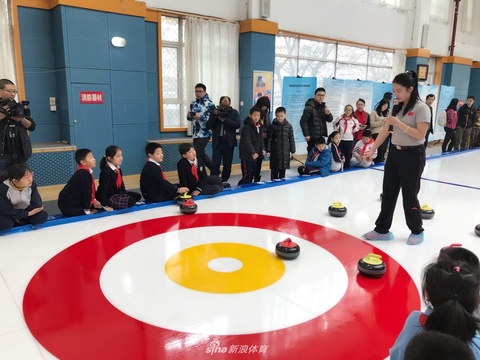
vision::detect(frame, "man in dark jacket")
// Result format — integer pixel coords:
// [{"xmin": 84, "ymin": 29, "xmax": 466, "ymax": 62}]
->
[
  {"xmin": 455, "ymin": 96, "xmax": 476, "ymax": 150},
  {"xmin": 0, "ymin": 79, "xmax": 35, "ymax": 175},
  {"xmin": 300, "ymin": 87, "xmax": 333, "ymax": 153},
  {"xmin": 238, "ymin": 107, "xmax": 263, "ymax": 185},
  {"xmin": 207, "ymin": 96, "xmax": 241, "ymax": 183}
]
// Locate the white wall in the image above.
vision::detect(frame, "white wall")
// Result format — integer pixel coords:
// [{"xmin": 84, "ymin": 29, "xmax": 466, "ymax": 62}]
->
[
  {"xmin": 144, "ymin": 0, "xmax": 247, "ymax": 21},
  {"xmin": 144, "ymin": 0, "xmax": 480, "ymax": 61}
]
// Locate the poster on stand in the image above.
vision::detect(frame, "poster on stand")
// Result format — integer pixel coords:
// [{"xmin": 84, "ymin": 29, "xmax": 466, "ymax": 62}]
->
[{"xmin": 253, "ymin": 71, "xmax": 273, "ymax": 105}]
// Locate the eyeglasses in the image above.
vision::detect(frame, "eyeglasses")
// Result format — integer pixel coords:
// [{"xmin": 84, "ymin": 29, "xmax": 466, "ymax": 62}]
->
[{"xmin": 2, "ymin": 89, "xmax": 18, "ymax": 94}]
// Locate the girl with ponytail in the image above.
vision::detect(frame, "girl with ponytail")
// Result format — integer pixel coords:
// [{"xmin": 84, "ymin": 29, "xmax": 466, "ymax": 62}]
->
[
  {"xmin": 390, "ymin": 258, "xmax": 480, "ymax": 359},
  {"xmin": 363, "ymin": 71, "xmax": 430, "ymax": 245}
]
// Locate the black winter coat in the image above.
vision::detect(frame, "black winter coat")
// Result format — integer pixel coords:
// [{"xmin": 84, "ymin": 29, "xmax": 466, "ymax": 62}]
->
[
  {"xmin": 300, "ymin": 98, "xmax": 333, "ymax": 139},
  {"xmin": 239, "ymin": 118, "xmax": 264, "ymax": 161},
  {"xmin": 206, "ymin": 107, "xmax": 241, "ymax": 148},
  {"xmin": 266, "ymin": 119, "xmax": 296, "ymax": 170}
]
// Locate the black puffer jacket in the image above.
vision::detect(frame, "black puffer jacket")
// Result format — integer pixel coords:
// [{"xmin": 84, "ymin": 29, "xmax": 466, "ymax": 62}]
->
[
  {"xmin": 266, "ymin": 118, "xmax": 295, "ymax": 170},
  {"xmin": 300, "ymin": 98, "xmax": 333, "ymax": 139},
  {"xmin": 239, "ymin": 117, "xmax": 263, "ymax": 161}
]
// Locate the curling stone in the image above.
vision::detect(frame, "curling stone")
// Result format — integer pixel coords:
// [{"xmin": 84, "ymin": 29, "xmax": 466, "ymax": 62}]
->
[
  {"xmin": 421, "ymin": 204, "xmax": 435, "ymax": 219},
  {"xmin": 177, "ymin": 192, "xmax": 192, "ymax": 206},
  {"xmin": 475, "ymin": 224, "xmax": 480, "ymax": 237},
  {"xmin": 358, "ymin": 253, "xmax": 386, "ymax": 278},
  {"xmin": 328, "ymin": 202, "xmax": 347, "ymax": 217},
  {"xmin": 275, "ymin": 238, "xmax": 300, "ymax": 260},
  {"xmin": 180, "ymin": 198, "xmax": 198, "ymax": 215}
]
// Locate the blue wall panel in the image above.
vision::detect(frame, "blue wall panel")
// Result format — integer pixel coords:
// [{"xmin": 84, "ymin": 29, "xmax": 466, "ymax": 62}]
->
[
  {"xmin": 111, "ymin": 71, "xmax": 147, "ymax": 125},
  {"xmin": 108, "ymin": 13, "xmax": 146, "ymax": 72},
  {"xmin": 443, "ymin": 63, "xmax": 471, "ymax": 101},
  {"xmin": 468, "ymin": 68, "xmax": 480, "ymax": 102},
  {"xmin": 51, "ymin": 6, "xmax": 67, "ymax": 69},
  {"xmin": 29, "ymin": 151, "xmax": 76, "ymax": 187},
  {"xmin": 145, "ymin": 22, "xmax": 158, "ymax": 74},
  {"xmin": 113, "ymin": 124, "xmax": 148, "ymax": 175},
  {"xmin": 70, "ymin": 68, "xmax": 111, "ymax": 84},
  {"xmin": 65, "ymin": 7, "xmax": 110, "ymax": 69}
]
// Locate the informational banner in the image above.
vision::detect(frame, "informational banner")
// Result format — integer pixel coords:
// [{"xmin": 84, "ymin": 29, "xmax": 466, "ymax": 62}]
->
[
  {"xmin": 253, "ymin": 70, "xmax": 273, "ymax": 105},
  {"xmin": 372, "ymin": 83, "xmax": 393, "ymax": 111},
  {"xmin": 431, "ymin": 85, "xmax": 456, "ymax": 141},
  {"xmin": 281, "ymin": 76, "xmax": 317, "ymax": 154}
]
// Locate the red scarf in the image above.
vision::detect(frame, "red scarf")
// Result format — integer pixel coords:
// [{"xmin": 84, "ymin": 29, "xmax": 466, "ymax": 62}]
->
[
  {"xmin": 361, "ymin": 138, "xmax": 374, "ymax": 156},
  {"xmin": 191, "ymin": 162, "xmax": 199, "ymax": 181},
  {"xmin": 77, "ymin": 165, "xmax": 95, "ymax": 206},
  {"xmin": 114, "ymin": 167, "xmax": 122, "ymax": 190}
]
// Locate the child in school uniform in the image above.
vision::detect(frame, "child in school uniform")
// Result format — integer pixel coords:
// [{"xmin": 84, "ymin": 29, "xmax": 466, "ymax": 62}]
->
[
  {"xmin": 238, "ymin": 107, "xmax": 264, "ymax": 185},
  {"xmin": 266, "ymin": 106, "xmax": 296, "ymax": 180},
  {"xmin": 96, "ymin": 145, "xmax": 141, "ymax": 209},
  {"xmin": 350, "ymin": 130, "xmax": 377, "ymax": 168},
  {"xmin": 58, "ymin": 148, "xmax": 110, "ymax": 216},
  {"xmin": 140, "ymin": 142, "xmax": 189, "ymax": 202},
  {"xmin": 328, "ymin": 131, "xmax": 344, "ymax": 172},
  {"xmin": 0, "ymin": 163, "xmax": 47, "ymax": 230},
  {"xmin": 334, "ymin": 104, "xmax": 360, "ymax": 168},
  {"xmin": 297, "ymin": 137, "xmax": 331, "ymax": 177},
  {"xmin": 177, "ymin": 143, "xmax": 222, "ymax": 196}
]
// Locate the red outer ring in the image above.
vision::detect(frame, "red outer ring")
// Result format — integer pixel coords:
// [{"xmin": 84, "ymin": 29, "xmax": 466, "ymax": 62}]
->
[{"xmin": 23, "ymin": 213, "xmax": 419, "ymax": 360}]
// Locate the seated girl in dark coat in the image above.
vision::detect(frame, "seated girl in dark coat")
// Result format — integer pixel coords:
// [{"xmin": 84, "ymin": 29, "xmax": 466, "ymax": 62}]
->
[{"xmin": 0, "ymin": 163, "xmax": 47, "ymax": 231}]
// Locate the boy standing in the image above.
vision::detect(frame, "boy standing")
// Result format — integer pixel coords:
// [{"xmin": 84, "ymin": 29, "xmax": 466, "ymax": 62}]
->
[
  {"xmin": 238, "ymin": 107, "xmax": 264, "ymax": 184},
  {"xmin": 177, "ymin": 143, "xmax": 222, "ymax": 196},
  {"xmin": 297, "ymin": 137, "xmax": 331, "ymax": 177},
  {"xmin": 140, "ymin": 143, "xmax": 189, "ymax": 202},
  {"xmin": 266, "ymin": 107, "xmax": 296, "ymax": 180},
  {"xmin": 58, "ymin": 148, "xmax": 108, "ymax": 216},
  {"xmin": 350, "ymin": 130, "xmax": 377, "ymax": 168}
]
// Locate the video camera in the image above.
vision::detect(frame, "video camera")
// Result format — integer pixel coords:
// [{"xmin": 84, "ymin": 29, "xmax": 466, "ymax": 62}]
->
[
  {"xmin": 0, "ymin": 99, "xmax": 31, "ymax": 118},
  {"xmin": 215, "ymin": 106, "xmax": 231, "ymax": 120}
]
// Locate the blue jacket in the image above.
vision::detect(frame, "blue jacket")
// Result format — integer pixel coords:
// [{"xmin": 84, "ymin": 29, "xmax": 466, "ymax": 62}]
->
[{"xmin": 305, "ymin": 146, "xmax": 331, "ymax": 177}]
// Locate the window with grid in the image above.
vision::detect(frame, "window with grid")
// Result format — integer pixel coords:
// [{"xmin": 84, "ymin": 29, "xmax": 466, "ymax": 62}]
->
[
  {"xmin": 274, "ymin": 34, "xmax": 394, "ymax": 109},
  {"xmin": 161, "ymin": 16, "xmax": 187, "ymax": 130}
]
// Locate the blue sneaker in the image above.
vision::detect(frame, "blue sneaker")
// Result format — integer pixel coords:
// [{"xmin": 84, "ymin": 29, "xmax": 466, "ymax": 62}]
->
[
  {"xmin": 363, "ymin": 230, "xmax": 394, "ymax": 241},
  {"xmin": 407, "ymin": 232, "xmax": 424, "ymax": 245}
]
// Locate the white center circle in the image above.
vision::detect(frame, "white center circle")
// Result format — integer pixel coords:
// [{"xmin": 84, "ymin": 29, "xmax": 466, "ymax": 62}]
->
[
  {"xmin": 100, "ymin": 226, "xmax": 348, "ymax": 335},
  {"xmin": 207, "ymin": 257, "xmax": 243, "ymax": 272}
]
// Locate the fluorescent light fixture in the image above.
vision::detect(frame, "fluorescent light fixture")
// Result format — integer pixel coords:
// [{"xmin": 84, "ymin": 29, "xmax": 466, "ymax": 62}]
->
[{"xmin": 111, "ymin": 36, "xmax": 126, "ymax": 48}]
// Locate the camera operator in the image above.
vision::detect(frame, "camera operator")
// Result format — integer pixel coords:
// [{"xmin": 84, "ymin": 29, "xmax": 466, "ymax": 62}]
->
[
  {"xmin": 0, "ymin": 79, "xmax": 35, "ymax": 174},
  {"xmin": 206, "ymin": 96, "xmax": 240, "ymax": 183}
]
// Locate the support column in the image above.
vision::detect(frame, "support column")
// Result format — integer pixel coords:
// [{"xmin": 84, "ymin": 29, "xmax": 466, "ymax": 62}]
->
[
  {"xmin": 443, "ymin": 56, "xmax": 473, "ymax": 102},
  {"xmin": 405, "ymin": 48, "xmax": 430, "ymax": 74},
  {"xmin": 238, "ymin": 19, "xmax": 278, "ymax": 121}
]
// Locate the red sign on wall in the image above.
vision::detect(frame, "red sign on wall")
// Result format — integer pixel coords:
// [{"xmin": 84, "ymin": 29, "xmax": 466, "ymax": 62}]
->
[{"xmin": 80, "ymin": 91, "xmax": 104, "ymax": 104}]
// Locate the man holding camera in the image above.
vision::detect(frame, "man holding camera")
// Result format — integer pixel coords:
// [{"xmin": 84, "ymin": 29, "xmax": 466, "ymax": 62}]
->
[
  {"xmin": 207, "ymin": 96, "xmax": 241, "ymax": 183},
  {"xmin": 0, "ymin": 79, "xmax": 35, "ymax": 174},
  {"xmin": 187, "ymin": 83, "xmax": 215, "ymax": 171},
  {"xmin": 300, "ymin": 87, "xmax": 333, "ymax": 153}
]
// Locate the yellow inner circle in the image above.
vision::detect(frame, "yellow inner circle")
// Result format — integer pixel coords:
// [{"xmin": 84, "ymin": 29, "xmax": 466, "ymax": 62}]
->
[{"xmin": 165, "ymin": 243, "xmax": 285, "ymax": 294}]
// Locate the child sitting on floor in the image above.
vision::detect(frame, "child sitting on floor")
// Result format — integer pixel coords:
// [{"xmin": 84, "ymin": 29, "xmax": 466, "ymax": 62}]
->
[
  {"xmin": 177, "ymin": 143, "xmax": 222, "ymax": 196},
  {"xmin": 297, "ymin": 137, "xmax": 331, "ymax": 177},
  {"xmin": 0, "ymin": 163, "xmax": 47, "ymax": 230},
  {"xmin": 350, "ymin": 130, "xmax": 377, "ymax": 168},
  {"xmin": 140, "ymin": 142, "xmax": 189, "ymax": 202},
  {"xmin": 96, "ymin": 145, "xmax": 141, "ymax": 209},
  {"xmin": 58, "ymin": 148, "xmax": 110, "ymax": 216}
]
